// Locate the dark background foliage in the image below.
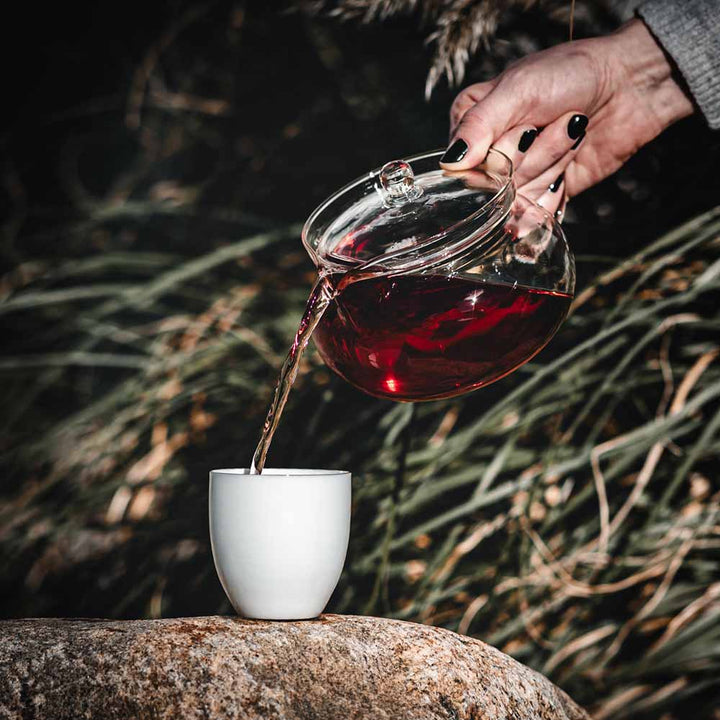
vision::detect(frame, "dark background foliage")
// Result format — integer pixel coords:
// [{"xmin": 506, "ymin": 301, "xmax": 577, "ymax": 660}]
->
[{"xmin": 1, "ymin": 2, "xmax": 719, "ymax": 717}]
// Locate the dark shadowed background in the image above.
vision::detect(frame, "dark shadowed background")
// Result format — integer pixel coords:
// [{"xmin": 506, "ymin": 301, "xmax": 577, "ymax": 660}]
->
[{"xmin": 1, "ymin": 2, "xmax": 719, "ymax": 718}]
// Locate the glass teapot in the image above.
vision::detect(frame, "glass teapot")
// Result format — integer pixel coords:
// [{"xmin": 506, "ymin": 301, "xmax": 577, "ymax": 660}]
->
[{"xmin": 302, "ymin": 148, "xmax": 575, "ymax": 402}]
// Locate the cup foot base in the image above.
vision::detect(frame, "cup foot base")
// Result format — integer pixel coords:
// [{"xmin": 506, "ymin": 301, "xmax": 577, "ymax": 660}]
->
[{"xmin": 238, "ymin": 614, "xmax": 322, "ymax": 621}]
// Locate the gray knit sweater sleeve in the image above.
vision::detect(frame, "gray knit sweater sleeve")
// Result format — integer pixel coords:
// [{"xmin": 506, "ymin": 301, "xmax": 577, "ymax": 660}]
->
[{"xmin": 637, "ymin": 0, "xmax": 720, "ymax": 129}]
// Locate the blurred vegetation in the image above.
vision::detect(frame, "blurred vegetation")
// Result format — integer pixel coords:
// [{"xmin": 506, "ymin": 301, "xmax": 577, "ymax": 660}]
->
[{"xmin": 1, "ymin": 2, "xmax": 719, "ymax": 718}]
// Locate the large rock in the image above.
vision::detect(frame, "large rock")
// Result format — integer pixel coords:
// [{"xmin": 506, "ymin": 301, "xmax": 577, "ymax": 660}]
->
[{"xmin": 0, "ymin": 615, "xmax": 588, "ymax": 720}]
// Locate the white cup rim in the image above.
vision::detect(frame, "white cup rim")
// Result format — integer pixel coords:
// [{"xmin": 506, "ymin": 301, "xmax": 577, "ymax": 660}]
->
[{"xmin": 210, "ymin": 468, "xmax": 350, "ymax": 477}]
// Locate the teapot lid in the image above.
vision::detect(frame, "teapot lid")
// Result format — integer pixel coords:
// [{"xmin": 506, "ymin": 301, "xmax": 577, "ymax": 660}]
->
[{"xmin": 302, "ymin": 148, "xmax": 514, "ymax": 274}]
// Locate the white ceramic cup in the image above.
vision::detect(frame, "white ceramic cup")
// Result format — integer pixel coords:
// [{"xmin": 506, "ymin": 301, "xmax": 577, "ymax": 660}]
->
[{"xmin": 209, "ymin": 468, "xmax": 351, "ymax": 620}]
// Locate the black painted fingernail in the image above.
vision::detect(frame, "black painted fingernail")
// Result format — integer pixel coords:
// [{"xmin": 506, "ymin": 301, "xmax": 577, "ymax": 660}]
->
[
  {"xmin": 567, "ymin": 114, "xmax": 588, "ymax": 140},
  {"xmin": 441, "ymin": 139, "xmax": 469, "ymax": 164},
  {"xmin": 518, "ymin": 129, "xmax": 538, "ymax": 153},
  {"xmin": 549, "ymin": 172, "xmax": 565, "ymax": 193},
  {"xmin": 571, "ymin": 131, "xmax": 586, "ymax": 150}
]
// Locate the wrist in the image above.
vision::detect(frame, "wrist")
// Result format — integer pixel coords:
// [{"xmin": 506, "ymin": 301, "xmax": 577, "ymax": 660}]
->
[{"xmin": 607, "ymin": 18, "xmax": 694, "ymax": 131}]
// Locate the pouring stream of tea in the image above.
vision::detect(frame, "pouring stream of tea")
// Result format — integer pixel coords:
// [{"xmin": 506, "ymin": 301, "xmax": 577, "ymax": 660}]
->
[{"xmin": 250, "ymin": 272, "xmax": 342, "ymax": 474}]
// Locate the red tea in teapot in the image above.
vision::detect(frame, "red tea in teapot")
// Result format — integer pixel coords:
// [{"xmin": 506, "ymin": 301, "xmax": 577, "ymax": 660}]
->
[{"xmin": 314, "ymin": 274, "xmax": 571, "ymax": 401}]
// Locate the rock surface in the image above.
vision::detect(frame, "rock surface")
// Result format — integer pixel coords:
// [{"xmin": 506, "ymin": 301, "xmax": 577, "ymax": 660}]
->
[{"xmin": 0, "ymin": 615, "xmax": 588, "ymax": 720}]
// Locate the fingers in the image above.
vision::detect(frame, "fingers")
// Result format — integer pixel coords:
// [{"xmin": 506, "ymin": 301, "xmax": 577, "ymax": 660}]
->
[
  {"xmin": 443, "ymin": 79, "xmax": 591, "ymax": 212},
  {"xmin": 535, "ymin": 173, "xmax": 568, "ymax": 217},
  {"xmin": 491, "ymin": 125, "xmax": 539, "ymax": 175},
  {"xmin": 441, "ymin": 90, "xmax": 522, "ymax": 171},
  {"xmin": 517, "ymin": 149, "xmax": 577, "ymax": 216},
  {"xmin": 513, "ymin": 112, "xmax": 588, "ymax": 187},
  {"xmin": 520, "ymin": 158, "xmax": 569, "ymax": 212},
  {"xmin": 449, "ymin": 82, "xmax": 495, "ymax": 136},
  {"xmin": 518, "ymin": 125, "xmax": 587, "ymax": 201},
  {"xmin": 442, "ymin": 92, "xmax": 588, "ymax": 180},
  {"xmin": 553, "ymin": 191, "xmax": 569, "ymax": 222}
]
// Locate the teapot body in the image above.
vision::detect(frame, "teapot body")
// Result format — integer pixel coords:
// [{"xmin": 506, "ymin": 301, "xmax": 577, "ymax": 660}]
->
[{"xmin": 303, "ymin": 150, "xmax": 575, "ymax": 401}]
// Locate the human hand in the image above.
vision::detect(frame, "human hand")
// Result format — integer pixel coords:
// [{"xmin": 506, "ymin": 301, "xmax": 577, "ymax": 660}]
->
[{"xmin": 442, "ymin": 19, "xmax": 694, "ymax": 214}]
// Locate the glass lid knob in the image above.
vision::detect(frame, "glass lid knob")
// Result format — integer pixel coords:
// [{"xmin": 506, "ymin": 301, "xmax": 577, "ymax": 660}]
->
[{"xmin": 378, "ymin": 160, "xmax": 423, "ymax": 207}]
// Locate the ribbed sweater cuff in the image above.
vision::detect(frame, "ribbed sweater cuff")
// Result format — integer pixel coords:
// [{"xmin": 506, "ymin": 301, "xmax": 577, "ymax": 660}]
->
[{"xmin": 638, "ymin": 0, "xmax": 720, "ymax": 129}]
